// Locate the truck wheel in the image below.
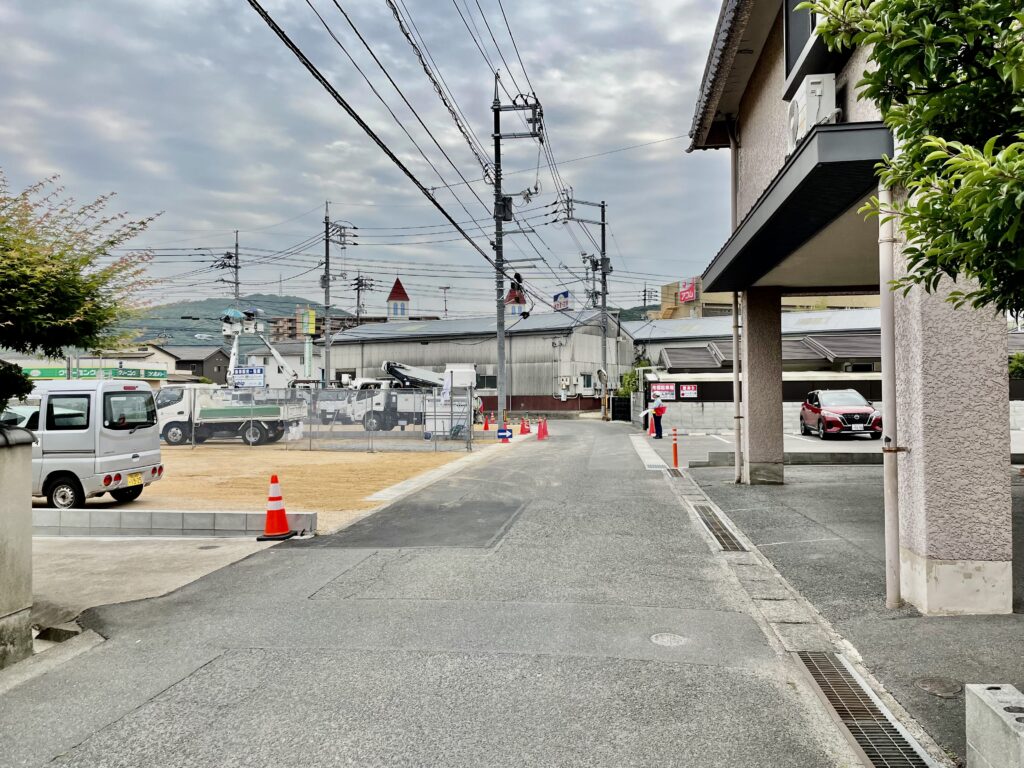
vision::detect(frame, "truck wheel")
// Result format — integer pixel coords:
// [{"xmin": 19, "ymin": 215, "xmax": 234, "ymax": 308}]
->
[
  {"xmin": 363, "ymin": 412, "xmax": 383, "ymax": 432},
  {"xmin": 163, "ymin": 422, "xmax": 189, "ymax": 446},
  {"xmin": 46, "ymin": 475, "xmax": 85, "ymax": 509},
  {"xmin": 110, "ymin": 486, "xmax": 144, "ymax": 503},
  {"xmin": 319, "ymin": 411, "xmax": 333, "ymax": 425},
  {"xmin": 241, "ymin": 421, "xmax": 267, "ymax": 446}
]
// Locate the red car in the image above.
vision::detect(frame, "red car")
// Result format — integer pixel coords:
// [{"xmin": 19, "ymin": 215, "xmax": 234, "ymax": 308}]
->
[{"xmin": 799, "ymin": 389, "xmax": 882, "ymax": 440}]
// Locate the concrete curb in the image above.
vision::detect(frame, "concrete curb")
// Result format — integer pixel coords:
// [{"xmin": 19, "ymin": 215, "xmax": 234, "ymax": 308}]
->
[
  {"xmin": 0, "ymin": 629, "xmax": 104, "ymax": 697},
  {"xmin": 688, "ymin": 450, "xmax": 883, "ymax": 468},
  {"xmin": 32, "ymin": 509, "xmax": 317, "ymax": 538}
]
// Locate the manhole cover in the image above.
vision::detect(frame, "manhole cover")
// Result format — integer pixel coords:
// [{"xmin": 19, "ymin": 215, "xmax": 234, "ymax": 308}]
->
[
  {"xmin": 914, "ymin": 677, "xmax": 962, "ymax": 698},
  {"xmin": 650, "ymin": 633, "xmax": 687, "ymax": 647}
]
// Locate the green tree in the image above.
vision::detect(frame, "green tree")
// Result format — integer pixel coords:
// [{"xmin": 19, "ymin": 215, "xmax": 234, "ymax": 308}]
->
[
  {"xmin": 1009, "ymin": 352, "xmax": 1024, "ymax": 378},
  {"xmin": 802, "ymin": 0, "xmax": 1024, "ymax": 312},
  {"xmin": 0, "ymin": 171, "xmax": 155, "ymax": 411},
  {"xmin": 616, "ymin": 358, "xmax": 652, "ymax": 396}
]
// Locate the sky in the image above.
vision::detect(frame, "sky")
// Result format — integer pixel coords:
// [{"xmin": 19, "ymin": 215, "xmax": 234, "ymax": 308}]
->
[{"xmin": 1, "ymin": 0, "xmax": 730, "ymax": 320}]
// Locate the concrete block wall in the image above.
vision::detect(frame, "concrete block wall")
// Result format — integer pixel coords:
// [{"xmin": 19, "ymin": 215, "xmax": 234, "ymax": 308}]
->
[
  {"xmin": 0, "ymin": 435, "xmax": 33, "ymax": 669},
  {"xmin": 967, "ymin": 684, "xmax": 1024, "ymax": 767},
  {"xmin": 32, "ymin": 509, "xmax": 317, "ymax": 537}
]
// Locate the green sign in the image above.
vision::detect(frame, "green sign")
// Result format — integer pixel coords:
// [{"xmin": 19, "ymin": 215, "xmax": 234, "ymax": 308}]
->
[{"xmin": 22, "ymin": 366, "xmax": 168, "ymax": 380}]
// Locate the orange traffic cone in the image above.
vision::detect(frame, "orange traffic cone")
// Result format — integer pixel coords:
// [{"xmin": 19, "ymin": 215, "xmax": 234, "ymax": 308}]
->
[
  {"xmin": 537, "ymin": 417, "xmax": 546, "ymax": 440},
  {"xmin": 483, "ymin": 413, "xmax": 490, "ymax": 431},
  {"xmin": 501, "ymin": 422, "xmax": 511, "ymax": 444},
  {"xmin": 540, "ymin": 417, "xmax": 549, "ymax": 440},
  {"xmin": 519, "ymin": 417, "xmax": 528, "ymax": 435},
  {"xmin": 258, "ymin": 474, "xmax": 296, "ymax": 541},
  {"xmin": 648, "ymin": 413, "xmax": 656, "ymax": 437}
]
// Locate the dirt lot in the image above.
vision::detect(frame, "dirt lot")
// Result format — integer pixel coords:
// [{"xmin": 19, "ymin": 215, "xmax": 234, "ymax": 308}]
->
[{"xmin": 42, "ymin": 444, "xmax": 467, "ymax": 533}]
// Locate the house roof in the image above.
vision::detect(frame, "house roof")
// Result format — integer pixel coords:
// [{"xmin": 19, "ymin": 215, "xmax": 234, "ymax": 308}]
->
[
  {"xmin": 625, "ymin": 308, "xmax": 882, "ymax": 343},
  {"xmin": 387, "ymin": 278, "xmax": 410, "ymax": 303},
  {"xmin": 330, "ymin": 309, "xmax": 603, "ymax": 344},
  {"xmin": 153, "ymin": 345, "xmax": 227, "ymax": 361}
]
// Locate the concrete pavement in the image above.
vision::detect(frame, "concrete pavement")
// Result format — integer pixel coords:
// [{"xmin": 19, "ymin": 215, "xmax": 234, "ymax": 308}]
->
[
  {"xmin": 0, "ymin": 421, "xmax": 859, "ymax": 767},
  {"xmin": 691, "ymin": 464, "xmax": 1024, "ymax": 764}
]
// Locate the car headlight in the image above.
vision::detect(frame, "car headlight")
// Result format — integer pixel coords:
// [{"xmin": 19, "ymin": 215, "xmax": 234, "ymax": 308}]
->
[
  {"xmin": 821, "ymin": 410, "xmax": 841, "ymax": 421},
  {"xmin": 870, "ymin": 410, "xmax": 881, "ymax": 421}
]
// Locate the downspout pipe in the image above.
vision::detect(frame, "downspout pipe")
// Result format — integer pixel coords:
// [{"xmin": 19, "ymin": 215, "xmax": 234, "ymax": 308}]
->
[
  {"xmin": 878, "ymin": 184, "xmax": 901, "ymax": 608},
  {"xmin": 727, "ymin": 116, "xmax": 742, "ymax": 483}
]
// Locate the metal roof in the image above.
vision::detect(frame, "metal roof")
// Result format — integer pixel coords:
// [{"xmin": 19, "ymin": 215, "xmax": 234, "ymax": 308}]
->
[
  {"xmin": 329, "ymin": 310, "xmax": 603, "ymax": 344},
  {"xmin": 626, "ymin": 309, "xmax": 881, "ymax": 343},
  {"xmin": 805, "ymin": 333, "xmax": 881, "ymax": 361},
  {"xmin": 247, "ymin": 341, "xmax": 308, "ymax": 356},
  {"xmin": 659, "ymin": 345, "xmax": 719, "ymax": 370}
]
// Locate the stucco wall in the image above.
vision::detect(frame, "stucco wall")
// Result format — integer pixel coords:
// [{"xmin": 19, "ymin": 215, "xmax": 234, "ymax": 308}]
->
[
  {"xmin": 894, "ymin": 226, "xmax": 1011, "ymax": 562},
  {"xmin": 836, "ymin": 45, "xmax": 880, "ymax": 123},
  {"xmin": 0, "ymin": 439, "xmax": 33, "ymax": 668},
  {"xmin": 736, "ymin": 10, "xmax": 788, "ymax": 221}
]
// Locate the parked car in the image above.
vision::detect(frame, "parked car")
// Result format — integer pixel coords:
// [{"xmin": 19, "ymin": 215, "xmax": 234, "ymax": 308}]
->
[
  {"xmin": 799, "ymin": 389, "xmax": 881, "ymax": 440},
  {"xmin": 16, "ymin": 379, "xmax": 164, "ymax": 508}
]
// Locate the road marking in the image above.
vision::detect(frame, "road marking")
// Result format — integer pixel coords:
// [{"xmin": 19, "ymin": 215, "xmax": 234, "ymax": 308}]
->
[
  {"xmin": 758, "ymin": 536, "xmax": 845, "ymax": 548},
  {"xmin": 628, "ymin": 434, "xmax": 667, "ymax": 470},
  {"xmin": 790, "ymin": 435, "xmax": 819, "ymax": 443}
]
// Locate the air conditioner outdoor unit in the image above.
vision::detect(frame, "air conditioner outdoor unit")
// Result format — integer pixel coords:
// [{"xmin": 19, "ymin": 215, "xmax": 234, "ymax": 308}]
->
[{"xmin": 787, "ymin": 73, "xmax": 836, "ymax": 153}]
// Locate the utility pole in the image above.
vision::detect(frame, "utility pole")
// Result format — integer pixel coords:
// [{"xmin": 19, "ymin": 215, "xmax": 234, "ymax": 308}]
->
[
  {"xmin": 233, "ymin": 230, "xmax": 240, "ymax": 304},
  {"xmin": 569, "ymin": 197, "xmax": 611, "ymax": 419},
  {"xmin": 322, "ymin": 201, "xmax": 331, "ymax": 386},
  {"xmin": 439, "ymin": 286, "xmax": 450, "ymax": 318},
  {"xmin": 215, "ymin": 233, "xmax": 241, "ymax": 306},
  {"xmin": 351, "ymin": 274, "xmax": 375, "ymax": 324},
  {"xmin": 492, "ymin": 74, "xmax": 543, "ymax": 423}
]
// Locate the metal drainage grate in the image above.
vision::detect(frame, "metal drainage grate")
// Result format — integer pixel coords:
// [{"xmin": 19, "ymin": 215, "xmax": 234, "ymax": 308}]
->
[
  {"xmin": 666, "ymin": 468, "xmax": 683, "ymax": 477},
  {"xmin": 693, "ymin": 504, "xmax": 746, "ymax": 551},
  {"xmin": 798, "ymin": 652, "xmax": 932, "ymax": 768}
]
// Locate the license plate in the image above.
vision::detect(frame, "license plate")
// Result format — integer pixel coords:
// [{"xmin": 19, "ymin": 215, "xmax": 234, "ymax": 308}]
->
[
  {"xmin": 851, "ymin": 424, "xmax": 865, "ymax": 431},
  {"xmin": 127, "ymin": 472, "xmax": 143, "ymax": 486}
]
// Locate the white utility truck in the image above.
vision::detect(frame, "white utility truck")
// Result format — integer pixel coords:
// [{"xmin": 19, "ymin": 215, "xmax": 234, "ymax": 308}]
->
[
  {"xmin": 156, "ymin": 384, "xmax": 305, "ymax": 446},
  {"xmin": 315, "ymin": 362, "xmax": 480, "ymax": 432},
  {"xmin": 1, "ymin": 379, "xmax": 164, "ymax": 509}
]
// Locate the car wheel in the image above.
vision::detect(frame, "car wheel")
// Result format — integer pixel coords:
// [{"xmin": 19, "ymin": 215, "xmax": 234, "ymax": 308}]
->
[
  {"xmin": 817, "ymin": 420, "xmax": 830, "ymax": 440},
  {"xmin": 163, "ymin": 422, "xmax": 189, "ymax": 446},
  {"xmin": 110, "ymin": 486, "xmax": 144, "ymax": 503},
  {"xmin": 241, "ymin": 421, "xmax": 267, "ymax": 446},
  {"xmin": 46, "ymin": 476, "xmax": 85, "ymax": 509},
  {"xmin": 799, "ymin": 418, "xmax": 810, "ymax": 436}
]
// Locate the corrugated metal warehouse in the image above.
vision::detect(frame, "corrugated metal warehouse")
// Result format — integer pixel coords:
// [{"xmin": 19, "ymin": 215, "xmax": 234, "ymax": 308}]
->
[{"xmin": 325, "ymin": 309, "xmax": 634, "ymax": 412}]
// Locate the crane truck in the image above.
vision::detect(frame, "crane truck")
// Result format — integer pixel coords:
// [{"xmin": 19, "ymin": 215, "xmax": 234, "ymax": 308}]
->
[
  {"xmin": 316, "ymin": 362, "xmax": 480, "ymax": 433},
  {"xmin": 156, "ymin": 308, "xmax": 306, "ymax": 446}
]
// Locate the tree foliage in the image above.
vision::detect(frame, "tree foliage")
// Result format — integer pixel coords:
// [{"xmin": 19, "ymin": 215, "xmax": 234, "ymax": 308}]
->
[
  {"xmin": 616, "ymin": 359, "xmax": 652, "ymax": 396},
  {"xmin": 0, "ymin": 171, "xmax": 155, "ymax": 410},
  {"xmin": 801, "ymin": 0, "xmax": 1024, "ymax": 312},
  {"xmin": 1009, "ymin": 351, "xmax": 1024, "ymax": 378}
]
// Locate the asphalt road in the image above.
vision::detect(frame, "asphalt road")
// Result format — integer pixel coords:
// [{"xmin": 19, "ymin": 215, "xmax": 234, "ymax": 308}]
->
[{"xmin": 1, "ymin": 421, "xmax": 858, "ymax": 767}]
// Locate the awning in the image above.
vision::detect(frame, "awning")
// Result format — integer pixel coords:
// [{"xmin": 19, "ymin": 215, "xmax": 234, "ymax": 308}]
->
[{"xmin": 702, "ymin": 122, "xmax": 894, "ymax": 293}]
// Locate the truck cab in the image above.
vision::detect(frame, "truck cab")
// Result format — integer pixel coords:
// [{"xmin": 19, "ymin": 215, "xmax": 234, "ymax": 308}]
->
[{"xmin": 0, "ymin": 379, "xmax": 164, "ymax": 509}]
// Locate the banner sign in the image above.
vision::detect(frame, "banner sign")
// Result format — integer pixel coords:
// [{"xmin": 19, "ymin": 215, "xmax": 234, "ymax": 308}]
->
[
  {"xmin": 303, "ymin": 308, "xmax": 316, "ymax": 336},
  {"xmin": 679, "ymin": 384, "xmax": 699, "ymax": 399},
  {"xmin": 678, "ymin": 279, "xmax": 697, "ymax": 303},
  {"xmin": 232, "ymin": 366, "xmax": 266, "ymax": 388},
  {"xmin": 650, "ymin": 382, "xmax": 676, "ymax": 401},
  {"xmin": 24, "ymin": 366, "xmax": 168, "ymax": 380},
  {"xmin": 552, "ymin": 290, "xmax": 573, "ymax": 311}
]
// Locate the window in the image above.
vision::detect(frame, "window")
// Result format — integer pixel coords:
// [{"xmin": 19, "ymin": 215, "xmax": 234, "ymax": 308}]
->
[
  {"xmin": 476, "ymin": 374, "xmax": 497, "ymax": 389},
  {"xmin": 46, "ymin": 394, "xmax": 90, "ymax": 430},
  {"xmin": 784, "ymin": 1, "xmax": 816, "ymax": 75},
  {"xmin": 581, "ymin": 373, "xmax": 593, "ymax": 389},
  {"xmin": 155, "ymin": 388, "xmax": 184, "ymax": 409},
  {"xmin": 103, "ymin": 391, "xmax": 157, "ymax": 430},
  {"xmin": 819, "ymin": 390, "xmax": 868, "ymax": 407}
]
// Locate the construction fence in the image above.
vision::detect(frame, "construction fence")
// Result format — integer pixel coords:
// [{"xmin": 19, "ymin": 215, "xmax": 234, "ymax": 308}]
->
[{"xmin": 159, "ymin": 386, "xmax": 476, "ymax": 453}]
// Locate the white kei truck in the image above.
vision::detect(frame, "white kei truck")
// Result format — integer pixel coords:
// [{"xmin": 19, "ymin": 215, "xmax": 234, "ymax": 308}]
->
[{"xmin": 0, "ymin": 379, "xmax": 164, "ymax": 509}]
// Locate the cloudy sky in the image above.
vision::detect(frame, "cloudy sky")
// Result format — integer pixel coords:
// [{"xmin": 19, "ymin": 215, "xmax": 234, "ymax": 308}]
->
[{"xmin": 1, "ymin": 0, "xmax": 729, "ymax": 319}]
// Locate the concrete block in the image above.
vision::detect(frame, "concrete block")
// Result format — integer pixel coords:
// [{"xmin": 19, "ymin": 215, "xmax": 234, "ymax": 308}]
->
[
  {"xmin": 58, "ymin": 527, "xmax": 92, "ymax": 537},
  {"xmin": 150, "ymin": 512, "xmax": 183, "ymax": 530},
  {"xmin": 33, "ymin": 509, "xmax": 60, "ymax": 527},
  {"xmin": 120, "ymin": 511, "xmax": 152, "ymax": 529},
  {"xmin": 246, "ymin": 513, "xmax": 266, "ymax": 532},
  {"xmin": 32, "ymin": 526, "xmax": 60, "ymax": 537},
  {"xmin": 89, "ymin": 510, "xmax": 121, "ymax": 529},
  {"xmin": 151, "ymin": 528, "xmax": 186, "ymax": 537},
  {"xmin": 184, "ymin": 513, "xmax": 215, "ymax": 530},
  {"xmin": 182, "ymin": 529, "xmax": 221, "ymax": 537},
  {"xmin": 116, "ymin": 528, "xmax": 153, "ymax": 537},
  {"xmin": 59, "ymin": 509, "xmax": 90, "ymax": 528},
  {"xmin": 215, "ymin": 513, "xmax": 247, "ymax": 531},
  {"xmin": 966, "ymin": 684, "xmax": 1024, "ymax": 768}
]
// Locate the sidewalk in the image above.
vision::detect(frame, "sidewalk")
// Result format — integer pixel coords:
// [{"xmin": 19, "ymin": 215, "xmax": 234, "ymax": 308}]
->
[
  {"xmin": 690, "ymin": 464, "xmax": 1024, "ymax": 764},
  {"xmin": 0, "ymin": 421, "xmax": 861, "ymax": 767}
]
